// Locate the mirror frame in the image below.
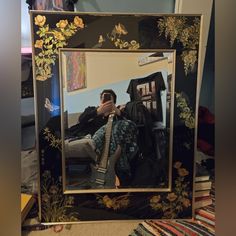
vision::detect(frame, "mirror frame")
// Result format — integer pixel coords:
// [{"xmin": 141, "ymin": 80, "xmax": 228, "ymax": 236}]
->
[{"xmin": 30, "ymin": 11, "xmax": 203, "ymax": 223}]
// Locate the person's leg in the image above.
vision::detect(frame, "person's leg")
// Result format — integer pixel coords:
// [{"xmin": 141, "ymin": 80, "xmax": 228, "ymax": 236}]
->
[
  {"xmin": 92, "ymin": 125, "xmax": 106, "ymax": 156},
  {"xmin": 65, "ymin": 137, "xmax": 97, "ymax": 161}
]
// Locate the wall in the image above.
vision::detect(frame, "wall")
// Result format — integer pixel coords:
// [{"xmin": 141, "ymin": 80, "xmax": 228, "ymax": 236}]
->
[
  {"xmin": 62, "ymin": 52, "xmax": 170, "ymax": 105},
  {"xmin": 74, "ymin": 0, "xmax": 175, "ymax": 13}
]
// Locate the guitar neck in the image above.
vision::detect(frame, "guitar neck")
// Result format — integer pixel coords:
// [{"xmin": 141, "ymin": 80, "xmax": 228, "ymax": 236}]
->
[{"xmin": 99, "ymin": 113, "xmax": 114, "ymax": 169}]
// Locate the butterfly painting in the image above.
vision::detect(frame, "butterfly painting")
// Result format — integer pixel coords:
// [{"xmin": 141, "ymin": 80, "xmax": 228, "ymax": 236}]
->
[{"xmin": 44, "ymin": 98, "xmax": 60, "ymax": 113}]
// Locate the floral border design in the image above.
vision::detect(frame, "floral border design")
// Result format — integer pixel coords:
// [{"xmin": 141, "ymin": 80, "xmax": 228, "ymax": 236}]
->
[
  {"xmin": 43, "ymin": 127, "xmax": 62, "ymax": 151},
  {"xmin": 176, "ymin": 92, "xmax": 195, "ymax": 129},
  {"xmin": 149, "ymin": 162, "xmax": 191, "ymax": 219},
  {"xmin": 96, "ymin": 193, "xmax": 130, "ymax": 210},
  {"xmin": 41, "ymin": 171, "xmax": 79, "ymax": 222},
  {"xmin": 94, "ymin": 162, "xmax": 191, "ymax": 219},
  {"xmin": 95, "ymin": 23, "xmax": 140, "ymax": 50},
  {"xmin": 34, "ymin": 15, "xmax": 85, "ymax": 81},
  {"xmin": 158, "ymin": 16, "xmax": 200, "ymax": 75}
]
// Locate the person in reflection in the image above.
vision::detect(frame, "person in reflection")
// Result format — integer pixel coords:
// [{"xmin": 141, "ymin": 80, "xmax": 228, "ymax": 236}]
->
[
  {"xmin": 66, "ymin": 89, "xmax": 138, "ymax": 188},
  {"xmin": 75, "ymin": 89, "xmax": 123, "ymax": 137}
]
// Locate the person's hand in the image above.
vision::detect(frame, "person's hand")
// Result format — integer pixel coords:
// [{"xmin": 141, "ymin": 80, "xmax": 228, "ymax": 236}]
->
[
  {"xmin": 112, "ymin": 104, "xmax": 121, "ymax": 116},
  {"xmin": 97, "ymin": 101, "xmax": 113, "ymax": 116}
]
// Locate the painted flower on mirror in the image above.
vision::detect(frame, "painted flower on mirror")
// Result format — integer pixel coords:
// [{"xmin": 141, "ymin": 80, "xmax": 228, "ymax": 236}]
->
[
  {"xmin": 54, "ymin": 31, "xmax": 65, "ymax": 41},
  {"xmin": 158, "ymin": 16, "xmax": 186, "ymax": 47},
  {"xmin": 43, "ymin": 127, "xmax": 62, "ymax": 151},
  {"xmin": 74, "ymin": 16, "xmax": 84, "ymax": 28},
  {"xmin": 41, "ymin": 170, "xmax": 79, "ymax": 222},
  {"xmin": 178, "ymin": 168, "xmax": 189, "ymax": 177},
  {"xmin": 182, "ymin": 198, "xmax": 191, "ymax": 208},
  {"xmin": 102, "ymin": 195, "xmax": 113, "ymax": 209},
  {"xmin": 149, "ymin": 162, "xmax": 191, "ymax": 218},
  {"xmin": 167, "ymin": 192, "xmax": 178, "ymax": 202},
  {"xmin": 34, "ymin": 40, "xmax": 43, "ymax": 49},
  {"xmin": 181, "ymin": 50, "xmax": 197, "ymax": 76},
  {"xmin": 56, "ymin": 19, "xmax": 68, "ymax": 29},
  {"xmin": 176, "ymin": 92, "xmax": 195, "ymax": 129},
  {"xmin": 42, "ymin": 193, "xmax": 50, "ymax": 203},
  {"xmin": 36, "ymin": 75, "xmax": 47, "ymax": 81},
  {"xmin": 65, "ymin": 196, "xmax": 74, "ymax": 206},
  {"xmin": 163, "ymin": 210, "xmax": 174, "ymax": 218},
  {"xmin": 34, "ymin": 15, "xmax": 46, "ymax": 27},
  {"xmin": 129, "ymin": 40, "xmax": 140, "ymax": 50},
  {"xmin": 34, "ymin": 15, "xmax": 85, "ymax": 81},
  {"xmin": 49, "ymin": 185, "xmax": 59, "ymax": 195},
  {"xmin": 98, "ymin": 193, "xmax": 130, "ymax": 210},
  {"xmin": 150, "ymin": 195, "xmax": 162, "ymax": 210},
  {"xmin": 158, "ymin": 16, "xmax": 200, "ymax": 75},
  {"xmin": 97, "ymin": 23, "xmax": 139, "ymax": 50},
  {"xmin": 150, "ymin": 195, "xmax": 161, "ymax": 204},
  {"xmin": 185, "ymin": 117, "xmax": 195, "ymax": 129},
  {"xmin": 112, "ymin": 197, "xmax": 129, "ymax": 210},
  {"xmin": 174, "ymin": 161, "xmax": 182, "ymax": 169}
]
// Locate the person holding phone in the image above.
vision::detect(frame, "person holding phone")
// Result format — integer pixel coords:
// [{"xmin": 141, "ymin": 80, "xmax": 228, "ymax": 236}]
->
[
  {"xmin": 72, "ymin": 89, "xmax": 122, "ymax": 137},
  {"xmin": 67, "ymin": 89, "xmax": 138, "ymax": 187}
]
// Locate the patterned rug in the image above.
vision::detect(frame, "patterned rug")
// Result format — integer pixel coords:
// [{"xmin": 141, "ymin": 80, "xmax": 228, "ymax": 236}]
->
[{"xmin": 130, "ymin": 184, "xmax": 215, "ymax": 236}]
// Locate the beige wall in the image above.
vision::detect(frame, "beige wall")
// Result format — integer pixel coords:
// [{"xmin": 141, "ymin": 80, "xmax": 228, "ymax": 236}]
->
[{"xmin": 62, "ymin": 51, "xmax": 173, "ymax": 96}]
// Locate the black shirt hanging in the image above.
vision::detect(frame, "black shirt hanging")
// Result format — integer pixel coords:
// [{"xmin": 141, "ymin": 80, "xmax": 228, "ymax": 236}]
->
[{"xmin": 126, "ymin": 71, "xmax": 166, "ymax": 122}]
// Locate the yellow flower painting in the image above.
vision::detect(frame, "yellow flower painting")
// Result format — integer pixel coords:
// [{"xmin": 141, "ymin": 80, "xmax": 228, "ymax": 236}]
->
[{"xmin": 34, "ymin": 15, "xmax": 85, "ymax": 81}]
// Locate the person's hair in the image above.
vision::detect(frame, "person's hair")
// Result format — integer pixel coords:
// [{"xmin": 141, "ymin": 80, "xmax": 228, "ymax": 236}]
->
[{"xmin": 100, "ymin": 89, "xmax": 117, "ymax": 104}]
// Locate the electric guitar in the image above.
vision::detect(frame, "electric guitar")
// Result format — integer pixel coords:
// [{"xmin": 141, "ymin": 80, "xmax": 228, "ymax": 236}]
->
[{"xmin": 90, "ymin": 112, "xmax": 121, "ymax": 188}]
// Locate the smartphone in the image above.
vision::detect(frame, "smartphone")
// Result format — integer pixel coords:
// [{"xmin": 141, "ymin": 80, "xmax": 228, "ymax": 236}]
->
[{"xmin": 103, "ymin": 93, "xmax": 111, "ymax": 103}]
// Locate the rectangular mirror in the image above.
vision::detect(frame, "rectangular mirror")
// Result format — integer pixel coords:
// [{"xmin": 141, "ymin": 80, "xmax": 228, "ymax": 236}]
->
[
  {"xmin": 59, "ymin": 49, "xmax": 175, "ymax": 193},
  {"xmin": 31, "ymin": 11, "xmax": 202, "ymax": 223}
]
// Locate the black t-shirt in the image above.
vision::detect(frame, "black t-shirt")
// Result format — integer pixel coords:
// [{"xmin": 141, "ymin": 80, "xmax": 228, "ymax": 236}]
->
[{"xmin": 126, "ymin": 71, "xmax": 166, "ymax": 122}]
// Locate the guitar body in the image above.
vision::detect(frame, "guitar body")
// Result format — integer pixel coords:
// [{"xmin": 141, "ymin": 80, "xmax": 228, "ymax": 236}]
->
[
  {"xmin": 90, "ymin": 145, "xmax": 121, "ymax": 188},
  {"xmin": 89, "ymin": 113, "xmax": 122, "ymax": 189}
]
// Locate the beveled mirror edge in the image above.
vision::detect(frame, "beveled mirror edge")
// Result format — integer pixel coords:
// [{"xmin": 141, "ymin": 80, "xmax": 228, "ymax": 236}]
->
[
  {"xmin": 192, "ymin": 14, "xmax": 204, "ymax": 219},
  {"xmin": 58, "ymin": 48, "xmax": 176, "ymax": 194},
  {"xmin": 29, "ymin": 10, "xmax": 42, "ymax": 222}
]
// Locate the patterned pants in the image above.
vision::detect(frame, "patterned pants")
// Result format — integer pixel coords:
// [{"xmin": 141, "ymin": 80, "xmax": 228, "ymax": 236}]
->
[{"xmin": 92, "ymin": 119, "xmax": 138, "ymax": 176}]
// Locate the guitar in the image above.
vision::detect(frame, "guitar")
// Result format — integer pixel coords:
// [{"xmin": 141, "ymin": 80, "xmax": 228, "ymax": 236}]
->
[{"xmin": 90, "ymin": 112, "xmax": 121, "ymax": 188}]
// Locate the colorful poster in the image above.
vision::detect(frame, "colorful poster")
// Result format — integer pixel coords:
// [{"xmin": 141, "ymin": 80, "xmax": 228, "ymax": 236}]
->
[{"xmin": 65, "ymin": 52, "xmax": 87, "ymax": 92}]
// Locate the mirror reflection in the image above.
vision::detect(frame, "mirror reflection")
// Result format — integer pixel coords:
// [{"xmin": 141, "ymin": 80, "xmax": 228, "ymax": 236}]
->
[{"xmin": 59, "ymin": 50, "xmax": 175, "ymax": 192}]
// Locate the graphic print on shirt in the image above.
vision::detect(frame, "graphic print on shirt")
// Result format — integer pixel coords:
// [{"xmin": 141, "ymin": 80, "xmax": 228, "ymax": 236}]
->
[{"xmin": 127, "ymin": 72, "xmax": 166, "ymax": 122}]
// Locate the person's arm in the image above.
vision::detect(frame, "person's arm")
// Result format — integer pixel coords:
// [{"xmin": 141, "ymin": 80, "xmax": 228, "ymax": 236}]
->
[{"xmin": 78, "ymin": 106, "xmax": 98, "ymax": 124}]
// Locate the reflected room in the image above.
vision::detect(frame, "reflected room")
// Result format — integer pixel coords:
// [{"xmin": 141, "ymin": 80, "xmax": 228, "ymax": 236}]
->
[{"xmin": 59, "ymin": 50, "xmax": 175, "ymax": 193}]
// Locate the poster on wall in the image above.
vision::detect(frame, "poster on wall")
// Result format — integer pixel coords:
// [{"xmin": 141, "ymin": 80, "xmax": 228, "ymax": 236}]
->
[{"xmin": 63, "ymin": 51, "xmax": 87, "ymax": 92}]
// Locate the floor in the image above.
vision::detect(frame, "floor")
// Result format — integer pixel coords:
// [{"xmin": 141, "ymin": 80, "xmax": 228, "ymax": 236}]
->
[{"xmin": 22, "ymin": 221, "xmax": 141, "ymax": 236}]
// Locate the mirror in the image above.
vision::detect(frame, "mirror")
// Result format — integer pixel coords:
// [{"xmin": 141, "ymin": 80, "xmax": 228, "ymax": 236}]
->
[
  {"xmin": 31, "ymin": 11, "xmax": 202, "ymax": 222},
  {"xmin": 59, "ymin": 49, "xmax": 175, "ymax": 193}
]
